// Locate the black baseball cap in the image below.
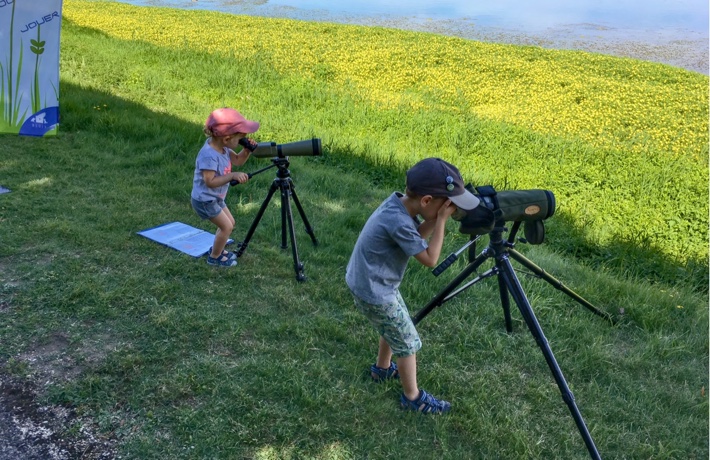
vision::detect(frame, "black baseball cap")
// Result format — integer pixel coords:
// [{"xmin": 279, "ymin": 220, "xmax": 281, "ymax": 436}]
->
[{"xmin": 406, "ymin": 158, "xmax": 480, "ymax": 210}]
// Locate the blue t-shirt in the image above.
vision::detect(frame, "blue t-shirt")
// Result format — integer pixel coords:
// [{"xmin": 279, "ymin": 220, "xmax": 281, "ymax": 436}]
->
[
  {"xmin": 345, "ymin": 192, "xmax": 428, "ymax": 304},
  {"xmin": 191, "ymin": 139, "xmax": 232, "ymax": 202}
]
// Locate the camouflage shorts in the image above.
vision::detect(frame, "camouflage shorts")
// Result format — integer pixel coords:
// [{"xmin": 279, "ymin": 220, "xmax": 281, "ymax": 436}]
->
[{"xmin": 352, "ymin": 290, "xmax": 422, "ymax": 357}]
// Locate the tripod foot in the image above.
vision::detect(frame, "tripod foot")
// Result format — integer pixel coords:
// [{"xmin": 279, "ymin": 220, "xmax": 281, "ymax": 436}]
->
[{"xmin": 294, "ymin": 262, "xmax": 306, "ymax": 282}]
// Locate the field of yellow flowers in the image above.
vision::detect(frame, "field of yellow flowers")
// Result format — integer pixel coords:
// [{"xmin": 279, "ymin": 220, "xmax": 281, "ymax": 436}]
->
[
  {"xmin": 63, "ymin": 0, "xmax": 708, "ymax": 271},
  {"xmin": 65, "ymin": 1, "xmax": 707, "ymax": 157}
]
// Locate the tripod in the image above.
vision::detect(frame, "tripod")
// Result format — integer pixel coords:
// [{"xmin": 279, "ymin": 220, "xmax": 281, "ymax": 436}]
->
[
  {"xmin": 234, "ymin": 157, "xmax": 318, "ymax": 281},
  {"xmin": 412, "ymin": 221, "xmax": 613, "ymax": 460}
]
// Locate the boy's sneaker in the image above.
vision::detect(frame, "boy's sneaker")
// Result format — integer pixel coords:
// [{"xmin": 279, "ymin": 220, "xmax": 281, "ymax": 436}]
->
[
  {"xmin": 206, "ymin": 254, "xmax": 237, "ymax": 267},
  {"xmin": 370, "ymin": 362, "xmax": 399, "ymax": 382},
  {"xmin": 400, "ymin": 389, "xmax": 451, "ymax": 414}
]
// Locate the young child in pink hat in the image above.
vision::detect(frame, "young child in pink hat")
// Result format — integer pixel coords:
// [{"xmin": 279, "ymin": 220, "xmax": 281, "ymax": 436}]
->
[{"xmin": 191, "ymin": 108, "xmax": 259, "ymax": 267}]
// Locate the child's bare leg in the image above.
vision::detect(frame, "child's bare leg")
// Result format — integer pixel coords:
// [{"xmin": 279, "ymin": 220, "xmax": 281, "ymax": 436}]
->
[
  {"xmin": 222, "ymin": 206, "xmax": 236, "ymax": 228},
  {"xmin": 397, "ymin": 354, "xmax": 419, "ymax": 401},
  {"xmin": 376, "ymin": 336, "xmax": 393, "ymax": 369},
  {"xmin": 209, "ymin": 210, "xmax": 234, "ymax": 258}
]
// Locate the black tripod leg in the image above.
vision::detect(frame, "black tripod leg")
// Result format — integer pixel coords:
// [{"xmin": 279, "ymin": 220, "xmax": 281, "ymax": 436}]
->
[
  {"xmin": 508, "ymin": 248, "xmax": 614, "ymax": 324},
  {"xmin": 236, "ymin": 180, "xmax": 279, "ymax": 257},
  {"xmin": 280, "ymin": 181, "xmax": 306, "ymax": 282},
  {"xmin": 497, "ymin": 273, "xmax": 514, "ymax": 333},
  {"xmin": 280, "ymin": 181, "xmax": 289, "ymax": 249},
  {"xmin": 412, "ymin": 251, "xmax": 492, "ymax": 325},
  {"xmin": 498, "ymin": 255, "xmax": 601, "ymax": 460},
  {"xmin": 288, "ymin": 181, "xmax": 318, "ymax": 246}
]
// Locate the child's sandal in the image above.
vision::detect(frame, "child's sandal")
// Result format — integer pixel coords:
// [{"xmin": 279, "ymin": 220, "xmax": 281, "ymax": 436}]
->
[
  {"xmin": 370, "ymin": 362, "xmax": 399, "ymax": 382},
  {"xmin": 208, "ymin": 247, "xmax": 237, "ymax": 261},
  {"xmin": 400, "ymin": 389, "xmax": 451, "ymax": 414},
  {"xmin": 206, "ymin": 253, "xmax": 237, "ymax": 267}
]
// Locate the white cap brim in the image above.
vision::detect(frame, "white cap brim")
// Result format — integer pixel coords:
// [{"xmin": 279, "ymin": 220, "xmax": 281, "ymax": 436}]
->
[{"xmin": 449, "ymin": 190, "xmax": 480, "ymax": 211}]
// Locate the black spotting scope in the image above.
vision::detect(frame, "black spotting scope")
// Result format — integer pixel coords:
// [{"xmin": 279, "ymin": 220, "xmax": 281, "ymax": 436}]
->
[{"xmin": 239, "ymin": 138, "xmax": 322, "ymax": 159}]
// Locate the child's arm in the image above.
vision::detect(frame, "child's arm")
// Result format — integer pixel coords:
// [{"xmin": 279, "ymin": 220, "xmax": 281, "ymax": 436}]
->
[
  {"xmin": 417, "ymin": 219, "xmax": 436, "ymax": 239},
  {"xmin": 413, "ymin": 200, "xmax": 456, "ymax": 267},
  {"xmin": 201, "ymin": 169, "xmax": 248, "ymax": 187},
  {"xmin": 229, "ymin": 148, "xmax": 251, "ymax": 167}
]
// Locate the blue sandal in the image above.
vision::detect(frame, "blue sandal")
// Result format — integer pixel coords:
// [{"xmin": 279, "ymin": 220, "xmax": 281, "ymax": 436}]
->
[
  {"xmin": 400, "ymin": 389, "xmax": 451, "ymax": 414},
  {"xmin": 370, "ymin": 362, "xmax": 399, "ymax": 382},
  {"xmin": 209, "ymin": 247, "xmax": 237, "ymax": 261},
  {"xmin": 206, "ymin": 253, "xmax": 237, "ymax": 267}
]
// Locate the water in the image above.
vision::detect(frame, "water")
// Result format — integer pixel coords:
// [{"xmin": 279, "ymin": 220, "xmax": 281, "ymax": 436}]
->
[
  {"xmin": 114, "ymin": 0, "xmax": 709, "ymax": 73},
  {"xmin": 261, "ymin": 0, "xmax": 707, "ymax": 33}
]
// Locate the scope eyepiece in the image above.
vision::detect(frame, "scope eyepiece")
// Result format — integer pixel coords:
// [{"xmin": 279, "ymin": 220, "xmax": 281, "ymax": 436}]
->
[{"xmin": 238, "ymin": 137, "xmax": 259, "ymax": 152}]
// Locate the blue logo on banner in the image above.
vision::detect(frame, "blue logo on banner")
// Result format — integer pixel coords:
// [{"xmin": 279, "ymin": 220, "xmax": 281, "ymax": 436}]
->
[{"xmin": 19, "ymin": 107, "xmax": 59, "ymax": 136}]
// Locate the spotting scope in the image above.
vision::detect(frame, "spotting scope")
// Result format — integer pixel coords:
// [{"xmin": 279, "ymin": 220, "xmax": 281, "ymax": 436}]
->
[
  {"xmin": 454, "ymin": 185, "xmax": 555, "ymax": 244},
  {"xmin": 239, "ymin": 138, "xmax": 322, "ymax": 159}
]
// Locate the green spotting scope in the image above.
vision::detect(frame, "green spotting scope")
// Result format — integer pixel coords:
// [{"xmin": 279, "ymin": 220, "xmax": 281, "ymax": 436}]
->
[
  {"xmin": 240, "ymin": 138, "xmax": 322, "ymax": 159},
  {"xmin": 454, "ymin": 185, "xmax": 555, "ymax": 244}
]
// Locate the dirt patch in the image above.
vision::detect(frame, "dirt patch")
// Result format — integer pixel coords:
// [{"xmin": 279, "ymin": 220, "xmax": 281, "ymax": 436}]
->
[
  {"xmin": 0, "ymin": 371, "xmax": 117, "ymax": 460},
  {"xmin": 0, "ymin": 289, "xmax": 121, "ymax": 459}
]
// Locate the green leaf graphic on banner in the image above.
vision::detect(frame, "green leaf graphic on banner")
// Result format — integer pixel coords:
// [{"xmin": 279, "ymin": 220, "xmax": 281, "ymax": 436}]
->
[{"xmin": 32, "ymin": 25, "xmax": 44, "ymax": 114}]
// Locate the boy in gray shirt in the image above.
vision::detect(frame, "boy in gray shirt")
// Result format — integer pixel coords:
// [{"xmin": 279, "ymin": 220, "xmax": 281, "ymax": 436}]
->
[{"xmin": 346, "ymin": 158, "xmax": 480, "ymax": 414}]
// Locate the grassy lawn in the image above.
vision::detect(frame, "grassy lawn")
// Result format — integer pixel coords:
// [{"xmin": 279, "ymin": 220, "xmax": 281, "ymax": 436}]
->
[{"xmin": 0, "ymin": 1, "xmax": 707, "ymax": 458}]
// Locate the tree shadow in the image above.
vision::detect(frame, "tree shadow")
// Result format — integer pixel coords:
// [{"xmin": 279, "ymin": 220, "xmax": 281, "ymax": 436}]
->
[{"xmin": 56, "ymin": 18, "xmax": 707, "ymax": 294}]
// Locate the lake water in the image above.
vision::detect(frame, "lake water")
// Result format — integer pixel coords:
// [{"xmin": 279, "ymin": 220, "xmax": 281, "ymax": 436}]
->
[{"xmin": 113, "ymin": 0, "xmax": 709, "ymax": 73}]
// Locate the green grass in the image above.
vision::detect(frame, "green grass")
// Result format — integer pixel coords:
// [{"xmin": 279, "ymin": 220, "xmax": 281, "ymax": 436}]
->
[{"xmin": 0, "ymin": 4, "xmax": 707, "ymax": 459}]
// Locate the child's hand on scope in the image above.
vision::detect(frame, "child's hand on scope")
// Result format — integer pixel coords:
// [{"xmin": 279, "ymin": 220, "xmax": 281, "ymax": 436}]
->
[
  {"xmin": 239, "ymin": 137, "xmax": 258, "ymax": 152},
  {"xmin": 438, "ymin": 199, "xmax": 457, "ymax": 220}
]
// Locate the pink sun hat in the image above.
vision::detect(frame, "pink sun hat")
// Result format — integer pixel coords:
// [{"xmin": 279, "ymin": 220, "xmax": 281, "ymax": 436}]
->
[{"xmin": 205, "ymin": 108, "xmax": 260, "ymax": 137}]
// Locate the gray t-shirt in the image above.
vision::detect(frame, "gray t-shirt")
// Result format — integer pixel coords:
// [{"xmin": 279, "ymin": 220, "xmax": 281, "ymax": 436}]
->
[
  {"xmin": 191, "ymin": 139, "xmax": 232, "ymax": 202},
  {"xmin": 346, "ymin": 192, "xmax": 428, "ymax": 304}
]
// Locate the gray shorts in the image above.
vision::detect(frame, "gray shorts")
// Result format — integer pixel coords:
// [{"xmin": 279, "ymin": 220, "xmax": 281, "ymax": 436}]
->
[
  {"xmin": 192, "ymin": 198, "xmax": 226, "ymax": 220},
  {"xmin": 352, "ymin": 290, "xmax": 422, "ymax": 357}
]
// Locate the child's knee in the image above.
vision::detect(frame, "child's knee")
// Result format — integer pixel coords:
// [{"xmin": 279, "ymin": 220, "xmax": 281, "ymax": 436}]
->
[{"xmin": 215, "ymin": 219, "xmax": 234, "ymax": 234}]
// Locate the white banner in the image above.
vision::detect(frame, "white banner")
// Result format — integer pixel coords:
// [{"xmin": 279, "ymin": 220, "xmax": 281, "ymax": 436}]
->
[{"xmin": 0, "ymin": 0, "xmax": 63, "ymax": 136}]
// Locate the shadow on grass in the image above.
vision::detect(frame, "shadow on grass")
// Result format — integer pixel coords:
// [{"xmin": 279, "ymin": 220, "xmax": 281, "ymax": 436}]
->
[
  {"xmin": 48, "ymin": 18, "xmax": 707, "ymax": 292},
  {"xmin": 3, "ymin": 73, "xmax": 698, "ymax": 293}
]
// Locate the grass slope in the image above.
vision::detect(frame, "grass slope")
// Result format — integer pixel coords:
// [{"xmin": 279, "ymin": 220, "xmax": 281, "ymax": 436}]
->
[{"xmin": 0, "ymin": 1, "xmax": 707, "ymax": 458}]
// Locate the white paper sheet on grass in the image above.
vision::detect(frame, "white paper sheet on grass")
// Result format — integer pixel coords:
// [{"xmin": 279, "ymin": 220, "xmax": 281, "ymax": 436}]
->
[{"xmin": 137, "ymin": 222, "xmax": 233, "ymax": 257}]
